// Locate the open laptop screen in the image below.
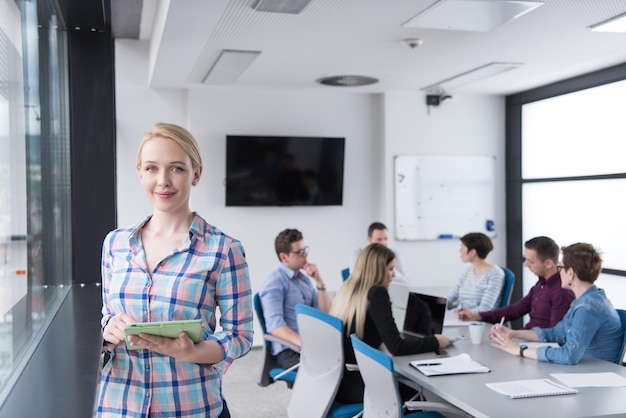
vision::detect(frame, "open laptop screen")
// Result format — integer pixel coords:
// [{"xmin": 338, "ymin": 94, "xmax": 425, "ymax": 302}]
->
[{"xmin": 403, "ymin": 292, "xmax": 447, "ymax": 337}]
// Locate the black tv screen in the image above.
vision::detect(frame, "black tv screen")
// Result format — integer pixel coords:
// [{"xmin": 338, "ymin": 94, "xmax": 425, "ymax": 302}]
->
[{"xmin": 225, "ymin": 135, "xmax": 345, "ymax": 206}]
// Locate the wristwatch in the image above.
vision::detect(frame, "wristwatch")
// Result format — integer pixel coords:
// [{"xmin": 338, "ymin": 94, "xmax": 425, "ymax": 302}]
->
[{"xmin": 519, "ymin": 344, "xmax": 528, "ymax": 357}]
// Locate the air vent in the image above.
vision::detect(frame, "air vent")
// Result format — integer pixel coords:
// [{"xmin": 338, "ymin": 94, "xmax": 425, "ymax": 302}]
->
[{"xmin": 316, "ymin": 75, "xmax": 379, "ymax": 87}]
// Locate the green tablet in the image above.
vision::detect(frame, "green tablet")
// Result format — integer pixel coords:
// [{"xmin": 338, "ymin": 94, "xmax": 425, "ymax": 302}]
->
[{"xmin": 124, "ymin": 319, "xmax": 203, "ymax": 350}]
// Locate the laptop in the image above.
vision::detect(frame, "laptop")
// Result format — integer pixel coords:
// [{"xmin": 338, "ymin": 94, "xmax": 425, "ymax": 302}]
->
[{"xmin": 402, "ymin": 292, "xmax": 447, "ymax": 338}]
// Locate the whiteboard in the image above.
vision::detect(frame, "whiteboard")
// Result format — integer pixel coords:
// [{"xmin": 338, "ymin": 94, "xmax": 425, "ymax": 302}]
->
[{"xmin": 394, "ymin": 155, "xmax": 496, "ymax": 241}]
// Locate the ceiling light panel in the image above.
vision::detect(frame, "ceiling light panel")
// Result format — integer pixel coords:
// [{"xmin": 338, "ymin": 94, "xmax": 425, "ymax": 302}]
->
[
  {"xmin": 203, "ymin": 50, "xmax": 261, "ymax": 85},
  {"xmin": 588, "ymin": 12, "xmax": 626, "ymax": 33},
  {"xmin": 422, "ymin": 62, "xmax": 523, "ymax": 93},
  {"xmin": 252, "ymin": 0, "xmax": 313, "ymax": 14},
  {"xmin": 403, "ymin": 0, "xmax": 544, "ymax": 32}
]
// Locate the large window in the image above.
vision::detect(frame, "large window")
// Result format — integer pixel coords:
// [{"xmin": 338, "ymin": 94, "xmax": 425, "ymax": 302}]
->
[
  {"xmin": 507, "ymin": 66, "xmax": 626, "ymax": 310},
  {"xmin": 0, "ymin": 0, "xmax": 71, "ymax": 401}
]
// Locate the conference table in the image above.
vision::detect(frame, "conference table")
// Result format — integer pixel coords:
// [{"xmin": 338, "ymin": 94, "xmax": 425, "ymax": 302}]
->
[{"xmin": 393, "ymin": 337, "xmax": 626, "ymax": 418}]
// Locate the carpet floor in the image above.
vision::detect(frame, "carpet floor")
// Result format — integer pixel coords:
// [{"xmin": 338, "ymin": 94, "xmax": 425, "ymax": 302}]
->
[{"xmin": 222, "ymin": 347, "xmax": 292, "ymax": 418}]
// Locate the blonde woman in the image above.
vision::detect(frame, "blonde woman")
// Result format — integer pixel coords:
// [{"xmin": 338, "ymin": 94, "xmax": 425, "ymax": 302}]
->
[
  {"xmin": 96, "ymin": 123, "xmax": 253, "ymax": 417},
  {"xmin": 330, "ymin": 243, "xmax": 450, "ymax": 404}
]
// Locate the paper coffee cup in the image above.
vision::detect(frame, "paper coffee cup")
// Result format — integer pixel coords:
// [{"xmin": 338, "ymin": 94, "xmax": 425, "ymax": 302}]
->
[{"xmin": 469, "ymin": 322, "xmax": 485, "ymax": 344}]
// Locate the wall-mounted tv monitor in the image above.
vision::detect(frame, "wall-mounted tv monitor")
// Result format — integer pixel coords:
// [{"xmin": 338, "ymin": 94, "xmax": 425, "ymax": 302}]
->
[{"xmin": 225, "ymin": 135, "xmax": 345, "ymax": 206}]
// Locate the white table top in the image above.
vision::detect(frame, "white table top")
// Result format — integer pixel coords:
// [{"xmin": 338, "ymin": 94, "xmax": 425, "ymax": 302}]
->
[{"xmin": 393, "ymin": 338, "xmax": 626, "ymax": 418}]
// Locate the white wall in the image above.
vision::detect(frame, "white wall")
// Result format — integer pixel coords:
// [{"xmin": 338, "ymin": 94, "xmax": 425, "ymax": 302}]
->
[
  {"xmin": 115, "ymin": 39, "xmax": 189, "ymax": 227},
  {"xmin": 115, "ymin": 39, "xmax": 508, "ymax": 345},
  {"xmin": 381, "ymin": 92, "xmax": 507, "ymax": 289}
]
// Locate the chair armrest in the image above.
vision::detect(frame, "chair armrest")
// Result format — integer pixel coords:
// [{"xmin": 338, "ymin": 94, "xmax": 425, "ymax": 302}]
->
[
  {"xmin": 272, "ymin": 362, "xmax": 300, "ymax": 380},
  {"xmin": 405, "ymin": 401, "xmax": 466, "ymax": 416},
  {"xmin": 345, "ymin": 363, "xmax": 359, "ymax": 371},
  {"xmin": 264, "ymin": 334, "xmax": 301, "ymax": 352}
]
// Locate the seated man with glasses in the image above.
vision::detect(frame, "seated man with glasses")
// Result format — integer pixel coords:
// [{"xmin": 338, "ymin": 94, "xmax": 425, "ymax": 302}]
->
[{"xmin": 257, "ymin": 228, "xmax": 330, "ymax": 369}]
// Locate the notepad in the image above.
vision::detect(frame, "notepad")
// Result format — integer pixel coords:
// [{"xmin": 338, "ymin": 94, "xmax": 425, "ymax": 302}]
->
[
  {"xmin": 410, "ymin": 353, "xmax": 490, "ymax": 376},
  {"xmin": 486, "ymin": 379, "xmax": 578, "ymax": 399},
  {"xmin": 551, "ymin": 372, "xmax": 626, "ymax": 387}
]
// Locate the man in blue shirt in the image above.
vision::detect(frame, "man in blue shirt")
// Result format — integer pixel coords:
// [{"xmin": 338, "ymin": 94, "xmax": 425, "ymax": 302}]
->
[{"xmin": 258, "ymin": 228, "xmax": 331, "ymax": 368}]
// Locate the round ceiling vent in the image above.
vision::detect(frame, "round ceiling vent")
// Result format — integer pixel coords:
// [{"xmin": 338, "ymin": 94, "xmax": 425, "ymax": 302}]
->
[{"xmin": 316, "ymin": 75, "xmax": 379, "ymax": 87}]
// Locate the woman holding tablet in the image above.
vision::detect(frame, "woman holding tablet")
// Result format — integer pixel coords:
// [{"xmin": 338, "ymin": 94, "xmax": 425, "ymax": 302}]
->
[
  {"xmin": 491, "ymin": 242, "xmax": 623, "ymax": 364},
  {"xmin": 95, "ymin": 123, "xmax": 253, "ymax": 417}
]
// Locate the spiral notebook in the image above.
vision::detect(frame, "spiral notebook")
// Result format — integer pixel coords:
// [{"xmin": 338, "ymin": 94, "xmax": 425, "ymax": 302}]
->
[{"xmin": 486, "ymin": 378, "xmax": 578, "ymax": 399}]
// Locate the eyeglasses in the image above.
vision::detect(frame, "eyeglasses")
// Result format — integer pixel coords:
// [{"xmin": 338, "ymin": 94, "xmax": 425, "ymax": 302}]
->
[
  {"xmin": 290, "ymin": 246, "xmax": 310, "ymax": 257},
  {"xmin": 556, "ymin": 265, "xmax": 567, "ymax": 272}
]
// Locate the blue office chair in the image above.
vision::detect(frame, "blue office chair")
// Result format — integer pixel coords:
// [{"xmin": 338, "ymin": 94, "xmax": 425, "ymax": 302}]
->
[
  {"xmin": 287, "ymin": 305, "xmax": 363, "ymax": 418},
  {"xmin": 350, "ymin": 334, "xmax": 464, "ymax": 418},
  {"xmin": 253, "ymin": 293, "xmax": 298, "ymax": 388},
  {"xmin": 616, "ymin": 309, "xmax": 626, "ymax": 365},
  {"xmin": 499, "ymin": 267, "xmax": 515, "ymax": 308},
  {"xmin": 341, "ymin": 267, "xmax": 350, "ymax": 281}
]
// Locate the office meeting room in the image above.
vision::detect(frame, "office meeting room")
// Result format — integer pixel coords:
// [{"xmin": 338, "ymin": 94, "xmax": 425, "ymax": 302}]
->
[{"xmin": 2, "ymin": 0, "xmax": 626, "ymax": 417}]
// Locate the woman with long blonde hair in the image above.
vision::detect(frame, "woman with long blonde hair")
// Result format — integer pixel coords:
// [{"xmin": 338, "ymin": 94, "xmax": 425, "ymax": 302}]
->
[{"xmin": 330, "ymin": 243, "xmax": 450, "ymax": 403}]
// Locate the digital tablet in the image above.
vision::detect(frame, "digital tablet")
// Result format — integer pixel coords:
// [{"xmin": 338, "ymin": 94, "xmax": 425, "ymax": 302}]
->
[{"xmin": 124, "ymin": 319, "xmax": 203, "ymax": 350}]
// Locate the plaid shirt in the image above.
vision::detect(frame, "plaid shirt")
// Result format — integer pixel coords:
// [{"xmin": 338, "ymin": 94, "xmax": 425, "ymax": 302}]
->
[{"xmin": 95, "ymin": 214, "xmax": 253, "ymax": 417}]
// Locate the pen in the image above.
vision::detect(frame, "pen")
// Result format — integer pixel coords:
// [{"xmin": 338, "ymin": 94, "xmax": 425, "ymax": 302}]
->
[
  {"xmin": 415, "ymin": 363, "xmax": 442, "ymax": 367},
  {"xmin": 499, "ymin": 317, "xmax": 505, "ymax": 327}
]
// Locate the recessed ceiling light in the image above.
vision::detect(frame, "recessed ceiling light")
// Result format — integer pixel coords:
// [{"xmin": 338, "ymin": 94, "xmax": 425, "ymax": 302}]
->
[
  {"xmin": 422, "ymin": 62, "xmax": 523, "ymax": 93},
  {"xmin": 403, "ymin": 0, "xmax": 544, "ymax": 32},
  {"xmin": 587, "ymin": 12, "xmax": 626, "ymax": 33},
  {"xmin": 316, "ymin": 75, "xmax": 379, "ymax": 87},
  {"xmin": 252, "ymin": 0, "xmax": 313, "ymax": 15},
  {"xmin": 203, "ymin": 50, "xmax": 261, "ymax": 85}
]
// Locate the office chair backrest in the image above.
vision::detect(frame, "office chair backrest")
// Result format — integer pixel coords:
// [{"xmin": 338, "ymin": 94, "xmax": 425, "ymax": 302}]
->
[
  {"xmin": 616, "ymin": 309, "xmax": 626, "ymax": 365},
  {"xmin": 350, "ymin": 333, "xmax": 403, "ymax": 418},
  {"xmin": 253, "ymin": 293, "xmax": 296, "ymax": 387},
  {"xmin": 341, "ymin": 267, "xmax": 350, "ymax": 281},
  {"xmin": 499, "ymin": 267, "xmax": 515, "ymax": 308},
  {"xmin": 351, "ymin": 334, "xmax": 459, "ymax": 418},
  {"xmin": 288, "ymin": 304, "xmax": 359, "ymax": 418}
]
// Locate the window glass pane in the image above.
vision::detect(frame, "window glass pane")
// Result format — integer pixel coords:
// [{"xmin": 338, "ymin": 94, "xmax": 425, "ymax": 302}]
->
[
  {"xmin": 522, "ymin": 179, "xmax": 626, "ymax": 271},
  {"xmin": 598, "ymin": 273, "xmax": 626, "ymax": 310},
  {"xmin": 0, "ymin": 0, "xmax": 71, "ymax": 401},
  {"xmin": 522, "ymin": 79, "xmax": 626, "ymax": 179}
]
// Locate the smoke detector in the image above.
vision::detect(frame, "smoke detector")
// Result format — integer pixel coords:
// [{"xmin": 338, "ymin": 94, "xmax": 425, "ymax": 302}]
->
[{"xmin": 405, "ymin": 38, "xmax": 423, "ymax": 48}]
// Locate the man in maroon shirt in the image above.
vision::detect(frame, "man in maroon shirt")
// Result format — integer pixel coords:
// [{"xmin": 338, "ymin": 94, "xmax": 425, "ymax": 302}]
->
[{"xmin": 458, "ymin": 236, "xmax": 574, "ymax": 329}]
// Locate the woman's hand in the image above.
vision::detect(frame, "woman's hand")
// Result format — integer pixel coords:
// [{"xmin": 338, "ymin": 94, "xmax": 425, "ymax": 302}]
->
[
  {"xmin": 127, "ymin": 332, "xmax": 197, "ymax": 361},
  {"xmin": 488, "ymin": 323, "xmax": 512, "ymax": 340},
  {"xmin": 103, "ymin": 312, "xmax": 135, "ymax": 349},
  {"xmin": 435, "ymin": 334, "xmax": 451, "ymax": 348},
  {"xmin": 490, "ymin": 325, "xmax": 519, "ymax": 356}
]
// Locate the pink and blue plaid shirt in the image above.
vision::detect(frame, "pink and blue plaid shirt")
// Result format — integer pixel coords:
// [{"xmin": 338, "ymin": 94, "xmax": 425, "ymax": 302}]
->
[{"xmin": 95, "ymin": 214, "xmax": 253, "ymax": 417}]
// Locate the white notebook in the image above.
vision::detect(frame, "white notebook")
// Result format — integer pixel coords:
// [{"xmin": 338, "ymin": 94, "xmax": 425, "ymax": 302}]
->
[
  {"xmin": 486, "ymin": 378, "xmax": 578, "ymax": 399},
  {"xmin": 410, "ymin": 353, "xmax": 490, "ymax": 376}
]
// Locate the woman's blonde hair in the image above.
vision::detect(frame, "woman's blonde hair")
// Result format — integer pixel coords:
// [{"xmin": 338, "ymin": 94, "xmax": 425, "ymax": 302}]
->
[
  {"xmin": 330, "ymin": 243, "xmax": 395, "ymax": 338},
  {"xmin": 136, "ymin": 123, "xmax": 203, "ymax": 170}
]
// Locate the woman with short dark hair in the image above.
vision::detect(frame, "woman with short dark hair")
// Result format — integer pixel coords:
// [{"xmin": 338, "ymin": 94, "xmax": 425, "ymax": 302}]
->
[
  {"xmin": 491, "ymin": 242, "xmax": 624, "ymax": 364},
  {"xmin": 447, "ymin": 232, "xmax": 505, "ymax": 312}
]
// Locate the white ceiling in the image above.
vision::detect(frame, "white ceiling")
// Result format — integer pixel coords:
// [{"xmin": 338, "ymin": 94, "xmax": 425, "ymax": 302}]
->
[{"xmin": 136, "ymin": 0, "xmax": 626, "ymax": 95}]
